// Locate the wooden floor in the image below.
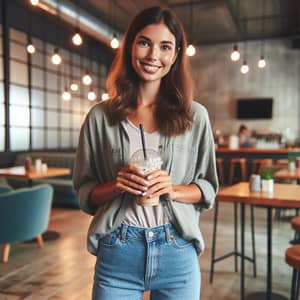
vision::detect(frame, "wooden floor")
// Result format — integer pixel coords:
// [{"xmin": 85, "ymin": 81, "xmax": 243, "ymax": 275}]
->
[{"xmin": 0, "ymin": 203, "xmax": 295, "ymax": 299}]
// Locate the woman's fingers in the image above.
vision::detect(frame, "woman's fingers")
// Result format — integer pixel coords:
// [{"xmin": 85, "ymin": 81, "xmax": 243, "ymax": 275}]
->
[
  {"xmin": 144, "ymin": 170, "xmax": 174, "ymax": 198},
  {"xmin": 116, "ymin": 165, "xmax": 149, "ymax": 195}
]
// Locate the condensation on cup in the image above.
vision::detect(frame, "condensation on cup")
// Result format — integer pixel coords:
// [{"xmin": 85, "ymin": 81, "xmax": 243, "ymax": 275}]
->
[{"xmin": 130, "ymin": 149, "xmax": 163, "ymax": 206}]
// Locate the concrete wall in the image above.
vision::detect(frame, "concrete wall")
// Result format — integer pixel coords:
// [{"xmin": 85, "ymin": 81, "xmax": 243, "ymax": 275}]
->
[{"xmin": 191, "ymin": 39, "xmax": 300, "ymax": 139}]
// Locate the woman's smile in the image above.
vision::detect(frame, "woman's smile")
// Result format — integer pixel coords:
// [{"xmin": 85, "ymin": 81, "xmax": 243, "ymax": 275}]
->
[{"xmin": 140, "ymin": 62, "xmax": 162, "ymax": 74}]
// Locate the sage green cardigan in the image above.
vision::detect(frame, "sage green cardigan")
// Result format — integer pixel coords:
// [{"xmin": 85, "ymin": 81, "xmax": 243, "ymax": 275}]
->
[{"xmin": 73, "ymin": 101, "xmax": 219, "ymax": 255}]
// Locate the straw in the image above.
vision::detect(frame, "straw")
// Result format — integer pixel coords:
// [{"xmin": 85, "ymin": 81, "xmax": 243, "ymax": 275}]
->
[{"xmin": 139, "ymin": 124, "xmax": 147, "ymax": 160}]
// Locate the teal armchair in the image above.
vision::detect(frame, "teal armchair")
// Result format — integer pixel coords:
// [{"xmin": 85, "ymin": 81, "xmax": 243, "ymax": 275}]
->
[
  {"xmin": 0, "ymin": 184, "xmax": 53, "ymax": 263},
  {"xmin": 0, "ymin": 184, "xmax": 12, "ymax": 194}
]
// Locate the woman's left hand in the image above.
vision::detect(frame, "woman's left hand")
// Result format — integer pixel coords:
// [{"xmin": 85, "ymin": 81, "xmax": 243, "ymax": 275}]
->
[{"xmin": 143, "ymin": 170, "xmax": 175, "ymax": 200}]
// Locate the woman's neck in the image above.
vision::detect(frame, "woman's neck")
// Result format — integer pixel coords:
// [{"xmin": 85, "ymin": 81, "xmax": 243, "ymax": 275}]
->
[
  {"xmin": 128, "ymin": 81, "xmax": 160, "ymax": 133},
  {"xmin": 137, "ymin": 81, "xmax": 160, "ymax": 106}
]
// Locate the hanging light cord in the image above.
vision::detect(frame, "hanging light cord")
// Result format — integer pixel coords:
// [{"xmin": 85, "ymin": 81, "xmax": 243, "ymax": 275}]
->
[
  {"xmin": 190, "ymin": 0, "xmax": 193, "ymax": 43},
  {"xmin": 260, "ymin": 0, "xmax": 266, "ymax": 57}
]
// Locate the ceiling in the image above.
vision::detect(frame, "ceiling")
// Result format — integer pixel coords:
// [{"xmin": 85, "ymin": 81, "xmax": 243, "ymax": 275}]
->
[{"xmin": 69, "ymin": 0, "xmax": 299, "ymax": 46}]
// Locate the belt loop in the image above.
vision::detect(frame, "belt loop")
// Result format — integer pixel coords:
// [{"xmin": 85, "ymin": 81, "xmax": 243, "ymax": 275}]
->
[
  {"xmin": 164, "ymin": 224, "xmax": 171, "ymax": 242},
  {"xmin": 120, "ymin": 223, "xmax": 128, "ymax": 241}
]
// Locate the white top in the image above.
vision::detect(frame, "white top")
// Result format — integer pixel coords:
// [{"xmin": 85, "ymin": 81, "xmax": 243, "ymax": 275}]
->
[{"xmin": 122, "ymin": 119, "xmax": 169, "ymax": 227}]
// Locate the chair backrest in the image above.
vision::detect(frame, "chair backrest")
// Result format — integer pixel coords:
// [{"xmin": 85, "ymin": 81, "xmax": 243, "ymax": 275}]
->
[
  {"xmin": 0, "ymin": 184, "xmax": 12, "ymax": 194},
  {"xmin": 0, "ymin": 184, "xmax": 53, "ymax": 244}
]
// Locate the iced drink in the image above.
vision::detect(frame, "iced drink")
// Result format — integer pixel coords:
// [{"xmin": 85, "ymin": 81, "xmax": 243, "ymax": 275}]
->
[{"xmin": 130, "ymin": 149, "xmax": 163, "ymax": 206}]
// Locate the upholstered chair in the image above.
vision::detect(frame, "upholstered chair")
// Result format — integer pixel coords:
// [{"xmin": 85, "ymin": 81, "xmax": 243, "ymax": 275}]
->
[{"xmin": 0, "ymin": 184, "xmax": 53, "ymax": 262}]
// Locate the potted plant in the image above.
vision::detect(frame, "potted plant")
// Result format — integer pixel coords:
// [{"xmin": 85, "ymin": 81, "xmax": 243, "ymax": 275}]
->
[
  {"xmin": 288, "ymin": 155, "xmax": 296, "ymax": 171},
  {"xmin": 261, "ymin": 166, "xmax": 274, "ymax": 193}
]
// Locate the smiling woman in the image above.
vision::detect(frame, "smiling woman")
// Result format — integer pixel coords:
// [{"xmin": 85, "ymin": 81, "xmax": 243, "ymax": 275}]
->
[{"xmin": 73, "ymin": 6, "xmax": 218, "ymax": 300}]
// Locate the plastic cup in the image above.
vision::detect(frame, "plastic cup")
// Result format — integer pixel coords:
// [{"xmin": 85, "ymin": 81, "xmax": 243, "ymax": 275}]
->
[{"xmin": 130, "ymin": 149, "xmax": 163, "ymax": 206}]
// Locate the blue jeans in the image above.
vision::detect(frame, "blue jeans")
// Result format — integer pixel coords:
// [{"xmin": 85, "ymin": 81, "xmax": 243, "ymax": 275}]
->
[{"xmin": 92, "ymin": 223, "xmax": 200, "ymax": 300}]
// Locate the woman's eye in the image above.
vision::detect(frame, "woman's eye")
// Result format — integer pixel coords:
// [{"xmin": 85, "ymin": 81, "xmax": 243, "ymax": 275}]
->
[
  {"xmin": 161, "ymin": 44, "xmax": 172, "ymax": 51},
  {"xmin": 138, "ymin": 40, "xmax": 149, "ymax": 47}
]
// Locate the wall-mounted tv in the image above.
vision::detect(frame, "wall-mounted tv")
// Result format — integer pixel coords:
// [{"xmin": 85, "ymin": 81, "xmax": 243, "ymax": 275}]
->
[{"xmin": 237, "ymin": 98, "xmax": 273, "ymax": 119}]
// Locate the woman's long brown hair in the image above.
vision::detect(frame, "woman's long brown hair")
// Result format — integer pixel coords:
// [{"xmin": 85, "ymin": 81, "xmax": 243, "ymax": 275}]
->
[{"xmin": 105, "ymin": 6, "xmax": 194, "ymax": 136}]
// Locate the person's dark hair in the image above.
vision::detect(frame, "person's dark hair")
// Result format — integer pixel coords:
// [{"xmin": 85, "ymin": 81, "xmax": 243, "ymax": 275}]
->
[
  {"xmin": 105, "ymin": 6, "xmax": 194, "ymax": 136},
  {"xmin": 239, "ymin": 124, "xmax": 248, "ymax": 134}
]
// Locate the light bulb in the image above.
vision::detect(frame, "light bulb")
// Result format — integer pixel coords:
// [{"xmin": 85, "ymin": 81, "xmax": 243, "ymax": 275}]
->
[
  {"xmin": 110, "ymin": 34, "xmax": 119, "ymax": 49},
  {"xmin": 258, "ymin": 56, "xmax": 266, "ymax": 68},
  {"xmin": 88, "ymin": 90, "xmax": 97, "ymax": 101},
  {"xmin": 101, "ymin": 92, "xmax": 109, "ymax": 101},
  {"xmin": 230, "ymin": 45, "xmax": 240, "ymax": 61},
  {"xmin": 82, "ymin": 72, "xmax": 92, "ymax": 85},
  {"xmin": 240, "ymin": 61, "xmax": 249, "ymax": 74},
  {"xmin": 186, "ymin": 44, "xmax": 196, "ymax": 56},
  {"xmin": 51, "ymin": 49, "xmax": 62, "ymax": 65},
  {"xmin": 27, "ymin": 44, "xmax": 36, "ymax": 54},
  {"xmin": 30, "ymin": 0, "xmax": 39, "ymax": 5},
  {"xmin": 70, "ymin": 83, "xmax": 79, "ymax": 91},
  {"xmin": 72, "ymin": 32, "xmax": 82, "ymax": 46},
  {"xmin": 62, "ymin": 89, "xmax": 71, "ymax": 101}
]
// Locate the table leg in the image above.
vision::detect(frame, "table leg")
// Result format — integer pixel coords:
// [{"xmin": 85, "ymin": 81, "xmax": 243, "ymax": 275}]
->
[
  {"xmin": 241, "ymin": 203, "xmax": 245, "ymax": 300},
  {"xmin": 244, "ymin": 207, "xmax": 288, "ymax": 300},
  {"xmin": 267, "ymin": 207, "xmax": 272, "ymax": 299}
]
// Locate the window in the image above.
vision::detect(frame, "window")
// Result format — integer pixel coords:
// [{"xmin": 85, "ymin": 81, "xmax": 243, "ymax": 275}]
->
[{"xmin": 2, "ymin": 26, "xmax": 109, "ymax": 152}]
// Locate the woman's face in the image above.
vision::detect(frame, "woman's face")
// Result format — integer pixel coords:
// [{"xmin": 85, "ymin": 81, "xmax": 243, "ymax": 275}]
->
[{"xmin": 131, "ymin": 23, "xmax": 178, "ymax": 84}]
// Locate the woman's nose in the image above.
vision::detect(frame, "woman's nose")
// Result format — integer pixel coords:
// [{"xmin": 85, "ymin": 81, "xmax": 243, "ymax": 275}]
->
[{"xmin": 147, "ymin": 45, "xmax": 159, "ymax": 60}]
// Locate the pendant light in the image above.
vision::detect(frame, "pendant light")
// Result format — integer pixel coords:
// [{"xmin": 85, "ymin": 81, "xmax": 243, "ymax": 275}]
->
[
  {"xmin": 26, "ymin": 8, "xmax": 35, "ymax": 55},
  {"xmin": 62, "ymin": 63, "xmax": 72, "ymax": 101},
  {"xmin": 240, "ymin": 61, "xmax": 249, "ymax": 74},
  {"xmin": 82, "ymin": 70, "xmax": 92, "ymax": 85},
  {"xmin": 258, "ymin": 0, "xmax": 267, "ymax": 69},
  {"xmin": 62, "ymin": 87, "xmax": 71, "ymax": 101},
  {"xmin": 109, "ymin": 0, "xmax": 119, "ymax": 49},
  {"xmin": 69, "ymin": 53, "xmax": 79, "ymax": 92},
  {"xmin": 30, "ymin": 0, "xmax": 39, "ymax": 5},
  {"xmin": 230, "ymin": 44, "xmax": 240, "ymax": 61},
  {"xmin": 51, "ymin": 48, "xmax": 62, "ymax": 65},
  {"xmin": 87, "ymin": 88, "xmax": 97, "ymax": 101},
  {"xmin": 101, "ymin": 92, "xmax": 109, "ymax": 101},
  {"xmin": 240, "ymin": 20, "xmax": 249, "ymax": 74},
  {"xmin": 72, "ymin": 5, "xmax": 83, "ymax": 46},
  {"xmin": 51, "ymin": 0, "xmax": 62, "ymax": 65},
  {"xmin": 110, "ymin": 33, "xmax": 119, "ymax": 49},
  {"xmin": 230, "ymin": 0, "xmax": 241, "ymax": 62},
  {"xmin": 186, "ymin": 0, "xmax": 196, "ymax": 56},
  {"xmin": 27, "ymin": 43, "xmax": 36, "ymax": 54}
]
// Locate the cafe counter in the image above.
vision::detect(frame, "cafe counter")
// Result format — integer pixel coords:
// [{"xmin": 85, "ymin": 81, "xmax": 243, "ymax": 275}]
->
[{"xmin": 216, "ymin": 147, "xmax": 300, "ymax": 159}]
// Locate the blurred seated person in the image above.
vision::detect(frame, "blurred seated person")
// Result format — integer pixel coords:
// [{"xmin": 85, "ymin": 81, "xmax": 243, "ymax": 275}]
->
[{"xmin": 238, "ymin": 124, "xmax": 255, "ymax": 148}]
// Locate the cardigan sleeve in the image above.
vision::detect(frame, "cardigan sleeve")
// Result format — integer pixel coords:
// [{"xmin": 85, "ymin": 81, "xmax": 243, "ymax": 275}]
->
[
  {"xmin": 72, "ymin": 110, "xmax": 99, "ymax": 215},
  {"xmin": 191, "ymin": 105, "xmax": 219, "ymax": 211}
]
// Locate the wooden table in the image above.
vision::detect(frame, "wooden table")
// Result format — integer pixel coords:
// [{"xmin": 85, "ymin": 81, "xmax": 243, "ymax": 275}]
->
[
  {"xmin": 0, "ymin": 166, "xmax": 71, "ymax": 182},
  {"xmin": 216, "ymin": 182, "xmax": 300, "ymax": 300},
  {"xmin": 274, "ymin": 168, "xmax": 300, "ymax": 181}
]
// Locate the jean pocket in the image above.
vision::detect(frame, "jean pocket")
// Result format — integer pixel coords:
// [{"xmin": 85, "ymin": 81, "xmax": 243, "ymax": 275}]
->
[
  {"xmin": 99, "ymin": 229, "xmax": 121, "ymax": 247},
  {"xmin": 170, "ymin": 232, "xmax": 194, "ymax": 249}
]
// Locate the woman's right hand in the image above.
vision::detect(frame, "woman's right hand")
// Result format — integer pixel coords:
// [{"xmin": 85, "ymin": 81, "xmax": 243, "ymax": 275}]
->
[{"xmin": 116, "ymin": 165, "xmax": 150, "ymax": 195}]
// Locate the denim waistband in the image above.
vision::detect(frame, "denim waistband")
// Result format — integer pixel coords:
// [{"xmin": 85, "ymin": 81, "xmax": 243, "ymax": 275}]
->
[{"xmin": 119, "ymin": 223, "xmax": 175, "ymax": 243}]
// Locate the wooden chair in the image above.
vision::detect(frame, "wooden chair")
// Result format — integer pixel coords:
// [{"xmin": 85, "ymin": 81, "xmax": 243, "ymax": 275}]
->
[
  {"xmin": 229, "ymin": 158, "xmax": 247, "ymax": 184},
  {"xmin": 285, "ymin": 245, "xmax": 300, "ymax": 300},
  {"xmin": 251, "ymin": 158, "xmax": 273, "ymax": 175},
  {"xmin": 291, "ymin": 216, "xmax": 300, "ymax": 243}
]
